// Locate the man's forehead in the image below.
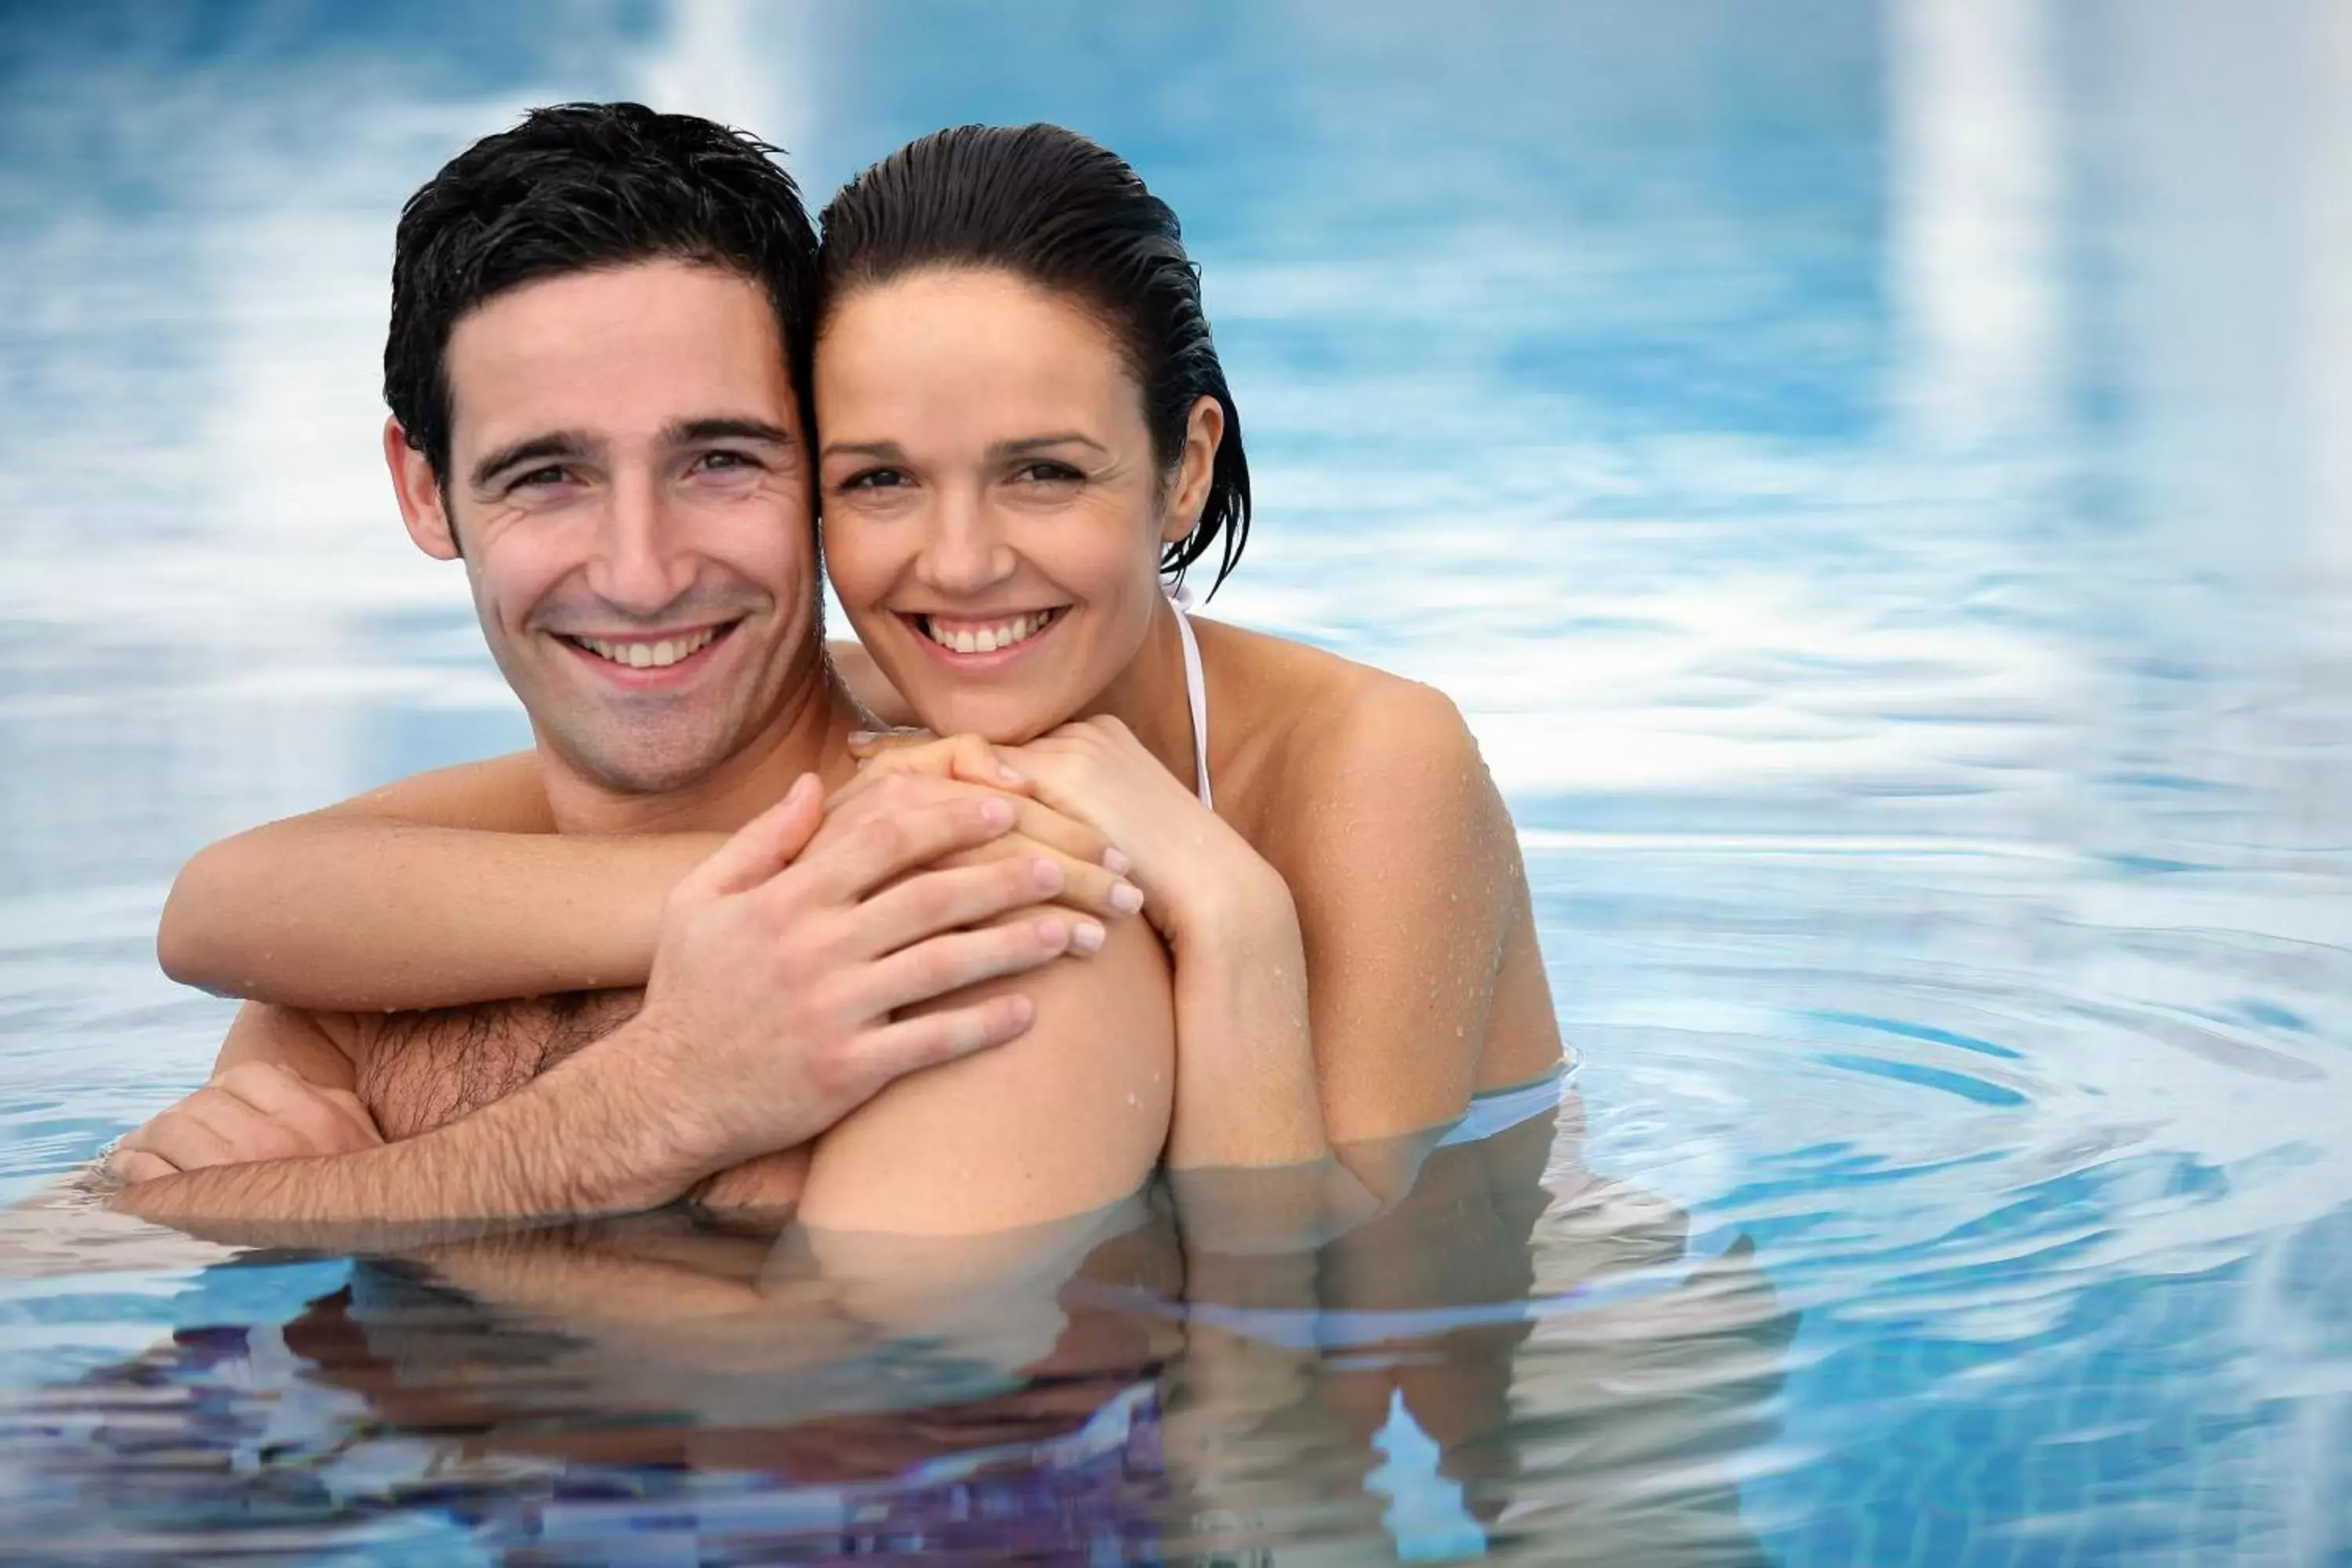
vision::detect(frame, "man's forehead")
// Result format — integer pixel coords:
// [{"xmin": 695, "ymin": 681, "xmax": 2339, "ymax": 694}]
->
[{"xmin": 445, "ymin": 260, "xmax": 796, "ymax": 456}]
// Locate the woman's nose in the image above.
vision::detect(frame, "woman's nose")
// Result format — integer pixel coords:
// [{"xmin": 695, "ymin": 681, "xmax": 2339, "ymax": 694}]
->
[{"xmin": 916, "ymin": 491, "xmax": 1016, "ymax": 595}]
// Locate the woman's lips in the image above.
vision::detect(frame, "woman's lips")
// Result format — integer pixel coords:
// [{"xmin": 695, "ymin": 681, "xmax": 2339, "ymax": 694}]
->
[{"xmin": 901, "ymin": 607, "xmax": 1066, "ymax": 667}]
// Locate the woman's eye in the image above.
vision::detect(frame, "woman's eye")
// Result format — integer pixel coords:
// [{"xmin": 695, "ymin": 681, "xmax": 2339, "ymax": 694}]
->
[{"xmin": 840, "ymin": 468, "xmax": 909, "ymax": 491}]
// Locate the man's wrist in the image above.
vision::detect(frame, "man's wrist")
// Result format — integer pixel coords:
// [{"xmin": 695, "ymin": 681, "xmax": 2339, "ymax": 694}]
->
[{"xmin": 524, "ymin": 1014, "xmax": 722, "ymax": 1214}]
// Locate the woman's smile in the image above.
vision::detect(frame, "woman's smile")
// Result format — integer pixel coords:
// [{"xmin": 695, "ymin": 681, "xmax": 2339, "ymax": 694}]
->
[{"xmin": 902, "ymin": 605, "xmax": 1068, "ymax": 663}]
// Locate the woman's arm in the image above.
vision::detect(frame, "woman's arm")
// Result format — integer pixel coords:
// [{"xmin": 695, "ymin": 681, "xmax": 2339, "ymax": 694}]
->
[
  {"xmin": 1275, "ymin": 679, "xmax": 1555, "ymax": 1150},
  {"xmin": 158, "ymin": 750, "xmax": 717, "ymax": 1011},
  {"xmin": 997, "ymin": 720, "xmax": 1330, "ymax": 1177}
]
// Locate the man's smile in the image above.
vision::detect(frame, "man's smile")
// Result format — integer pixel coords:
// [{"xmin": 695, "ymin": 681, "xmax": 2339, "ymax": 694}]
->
[{"xmin": 553, "ymin": 619, "xmax": 743, "ymax": 684}]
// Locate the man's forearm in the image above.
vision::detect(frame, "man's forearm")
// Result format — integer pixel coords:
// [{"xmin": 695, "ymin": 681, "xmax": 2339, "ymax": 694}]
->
[{"xmin": 112, "ymin": 1027, "xmax": 696, "ymax": 1238}]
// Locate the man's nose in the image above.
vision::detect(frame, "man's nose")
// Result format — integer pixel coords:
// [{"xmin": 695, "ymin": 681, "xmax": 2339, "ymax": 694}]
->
[
  {"xmin": 585, "ymin": 470, "xmax": 697, "ymax": 615},
  {"xmin": 916, "ymin": 488, "xmax": 1016, "ymax": 596}
]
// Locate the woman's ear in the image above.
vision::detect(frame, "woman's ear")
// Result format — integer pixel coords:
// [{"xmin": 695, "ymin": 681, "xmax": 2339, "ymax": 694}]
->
[
  {"xmin": 383, "ymin": 416, "xmax": 462, "ymax": 561},
  {"xmin": 1160, "ymin": 395, "xmax": 1225, "ymax": 546}
]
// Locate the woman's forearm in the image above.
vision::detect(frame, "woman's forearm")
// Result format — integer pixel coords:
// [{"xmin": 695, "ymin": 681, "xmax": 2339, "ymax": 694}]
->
[
  {"xmin": 1163, "ymin": 871, "xmax": 1329, "ymax": 1171},
  {"xmin": 159, "ymin": 819, "xmax": 720, "ymax": 1011}
]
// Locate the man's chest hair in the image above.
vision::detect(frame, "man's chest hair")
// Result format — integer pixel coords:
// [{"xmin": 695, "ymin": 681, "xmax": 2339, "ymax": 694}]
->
[{"xmin": 354, "ymin": 989, "xmax": 644, "ymax": 1141}]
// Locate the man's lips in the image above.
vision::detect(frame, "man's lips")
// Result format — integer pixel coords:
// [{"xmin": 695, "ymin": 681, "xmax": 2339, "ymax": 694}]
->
[{"xmin": 554, "ymin": 619, "xmax": 741, "ymax": 680}]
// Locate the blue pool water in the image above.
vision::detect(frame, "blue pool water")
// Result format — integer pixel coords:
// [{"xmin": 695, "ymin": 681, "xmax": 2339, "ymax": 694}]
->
[{"xmin": 5, "ymin": 2, "xmax": 2352, "ymax": 1562}]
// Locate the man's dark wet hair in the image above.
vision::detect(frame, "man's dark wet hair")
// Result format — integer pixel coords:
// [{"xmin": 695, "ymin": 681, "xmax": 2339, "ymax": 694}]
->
[
  {"xmin": 384, "ymin": 101, "xmax": 819, "ymax": 485},
  {"xmin": 818, "ymin": 124, "xmax": 1252, "ymax": 595}
]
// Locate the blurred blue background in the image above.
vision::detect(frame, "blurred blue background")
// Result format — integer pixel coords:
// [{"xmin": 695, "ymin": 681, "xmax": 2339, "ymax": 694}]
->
[{"xmin": 5, "ymin": 2, "xmax": 2352, "ymax": 1562}]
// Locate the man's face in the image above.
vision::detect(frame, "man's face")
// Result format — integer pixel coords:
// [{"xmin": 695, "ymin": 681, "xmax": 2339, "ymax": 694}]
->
[{"xmin": 392, "ymin": 260, "xmax": 818, "ymax": 797}]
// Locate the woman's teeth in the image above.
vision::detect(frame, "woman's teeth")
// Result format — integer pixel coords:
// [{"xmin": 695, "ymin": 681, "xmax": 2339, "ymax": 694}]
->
[
  {"xmin": 573, "ymin": 627, "xmax": 720, "ymax": 669},
  {"xmin": 921, "ymin": 611, "xmax": 1056, "ymax": 655}
]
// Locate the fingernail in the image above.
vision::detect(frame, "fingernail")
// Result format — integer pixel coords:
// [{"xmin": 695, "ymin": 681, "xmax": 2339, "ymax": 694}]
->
[
  {"xmin": 849, "ymin": 731, "xmax": 879, "ymax": 745},
  {"xmin": 1035, "ymin": 916, "xmax": 1070, "ymax": 947},
  {"xmin": 1103, "ymin": 847, "xmax": 1133, "ymax": 875},
  {"xmin": 1109, "ymin": 882, "xmax": 1145, "ymax": 914},
  {"xmin": 1033, "ymin": 857, "xmax": 1065, "ymax": 892},
  {"xmin": 1070, "ymin": 919, "xmax": 1106, "ymax": 953},
  {"xmin": 997, "ymin": 762, "xmax": 1027, "ymax": 783},
  {"xmin": 982, "ymin": 798, "xmax": 1014, "ymax": 827}
]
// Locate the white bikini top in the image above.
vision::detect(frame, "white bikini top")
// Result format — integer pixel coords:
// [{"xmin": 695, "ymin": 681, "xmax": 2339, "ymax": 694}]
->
[{"xmin": 1169, "ymin": 586, "xmax": 1214, "ymax": 810}]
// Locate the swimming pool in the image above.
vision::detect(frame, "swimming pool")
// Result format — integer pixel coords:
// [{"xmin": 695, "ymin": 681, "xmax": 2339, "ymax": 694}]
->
[{"xmin": 4, "ymin": 2, "xmax": 2350, "ymax": 1562}]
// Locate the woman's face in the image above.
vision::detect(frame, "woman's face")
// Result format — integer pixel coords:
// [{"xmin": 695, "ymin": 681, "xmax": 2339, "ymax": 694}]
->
[{"xmin": 815, "ymin": 267, "xmax": 1214, "ymax": 744}]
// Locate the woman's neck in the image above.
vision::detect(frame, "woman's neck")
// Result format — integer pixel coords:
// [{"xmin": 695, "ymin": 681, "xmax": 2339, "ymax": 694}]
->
[{"xmin": 1083, "ymin": 596, "xmax": 1203, "ymax": 796}]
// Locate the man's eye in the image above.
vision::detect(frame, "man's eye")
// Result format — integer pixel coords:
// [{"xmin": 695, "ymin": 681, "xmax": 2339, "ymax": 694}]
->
[
  {"xmin": 694, "ymin": 450, "xmax": 757, "ymax": 474},
  {"xmin": 511, "ymin": 466, "xmax": 571, "ymax": 490}
]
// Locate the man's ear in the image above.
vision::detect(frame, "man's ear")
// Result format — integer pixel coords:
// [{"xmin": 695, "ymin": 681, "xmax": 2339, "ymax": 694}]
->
[
  {"xmin": 1160, "ymin": 394, "xmax": 1225, "ymax": 546},
  {"xmin": 383, "ymin": 416, "xmax": 460, "ymax": 561}
]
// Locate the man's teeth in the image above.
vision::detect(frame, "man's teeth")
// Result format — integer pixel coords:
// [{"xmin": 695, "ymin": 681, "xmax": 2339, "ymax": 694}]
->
[
  {"xmin": 922, "ymin": 611, "xmax": 1054, "ymax": 655},
  {"xmin": 574, "ymin": 628, "xmax": 720, "ymax": 669}
]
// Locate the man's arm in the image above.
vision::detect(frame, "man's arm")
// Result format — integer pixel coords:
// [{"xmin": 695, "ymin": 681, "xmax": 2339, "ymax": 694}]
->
[{"xmin": 114, "ymin": 778, "xmax": 1085, "ymax": 1234}]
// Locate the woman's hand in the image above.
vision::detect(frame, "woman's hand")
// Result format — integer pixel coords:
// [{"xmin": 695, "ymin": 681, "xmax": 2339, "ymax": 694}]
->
[
  {"xmin": 840, "ymin": 731, "xmax": 1146, "ymax": 925},
  {"xmin": 1001, "ymin": 717, "xmax": 1283, "ymax": 949}
]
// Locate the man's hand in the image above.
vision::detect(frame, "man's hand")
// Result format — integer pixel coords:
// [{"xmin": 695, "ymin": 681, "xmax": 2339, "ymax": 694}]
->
[
  {"xmin": 110, "ymin": 1061, "xmax": 383, "ymax": 1184},
  {"xmin": 604, "ymin": 771, "xmax": 1111, "ymax": 1192}
]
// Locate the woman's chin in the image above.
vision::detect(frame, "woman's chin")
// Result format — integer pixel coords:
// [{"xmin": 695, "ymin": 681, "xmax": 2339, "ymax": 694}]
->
[{"xmin": 909, "ymin": 700, "xmax": 1061, "ymax": 748}]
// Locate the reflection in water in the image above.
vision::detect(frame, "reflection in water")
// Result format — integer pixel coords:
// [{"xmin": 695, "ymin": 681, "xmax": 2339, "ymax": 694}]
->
[
  {"xmin": 4, "ymin": 0, "xmax": 2352, "ymax": 1563},
  {"xmin": 2, "ymin": 1111, "xmax": 1791, "ymax": 1563}
]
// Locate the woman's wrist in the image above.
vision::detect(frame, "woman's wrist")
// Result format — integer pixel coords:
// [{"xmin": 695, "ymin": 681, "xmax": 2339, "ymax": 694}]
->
[{"xmin": 1162, "ymin": 853, "xmax": 1297, "ymax": 957}]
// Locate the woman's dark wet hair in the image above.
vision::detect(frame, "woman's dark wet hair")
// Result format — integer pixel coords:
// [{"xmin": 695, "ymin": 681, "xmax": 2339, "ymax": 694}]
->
[
  {"xmin": 818, "ymin": 124, "xmax": 1251, "ymax": 595},
  {"xmin": 385, "ymin": 101, "xmax": 819, "ymax": 486}
]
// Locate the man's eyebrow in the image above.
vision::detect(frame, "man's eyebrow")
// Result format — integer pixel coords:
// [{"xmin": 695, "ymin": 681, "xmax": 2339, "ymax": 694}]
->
[
  {"xmin": 670, "ymin": 417, "xmax": 797, "ymax": 448},
  {"xmin": 470, "ymin": 432, "xmax": 593, "ymax": 491}
]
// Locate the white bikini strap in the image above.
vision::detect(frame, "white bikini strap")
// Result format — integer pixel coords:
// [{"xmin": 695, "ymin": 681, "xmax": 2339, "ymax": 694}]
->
[{"xmin": 1170, "ymin": 591, "xmax": 1214, "ymax": 810}]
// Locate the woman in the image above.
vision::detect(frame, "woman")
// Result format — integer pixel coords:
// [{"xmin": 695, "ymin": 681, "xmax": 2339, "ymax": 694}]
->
[{"xmin": 154, "ymin": 124, "xmax": 1563, "ymax": 1211}]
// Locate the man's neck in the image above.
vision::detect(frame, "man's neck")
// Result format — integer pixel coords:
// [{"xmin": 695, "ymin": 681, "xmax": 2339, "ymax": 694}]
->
[{"xmin": 536, "ymin": 673, "xmax": 865, "ymax": 838}]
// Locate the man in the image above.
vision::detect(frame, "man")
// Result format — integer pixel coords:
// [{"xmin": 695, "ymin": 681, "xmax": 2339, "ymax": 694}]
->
[{"xmin": 110, "ymin": 102, "xmax": 1172, "ymax": 1236}]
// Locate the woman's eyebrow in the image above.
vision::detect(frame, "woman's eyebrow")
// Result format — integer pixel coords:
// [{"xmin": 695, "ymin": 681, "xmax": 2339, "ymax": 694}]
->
[
  {"xmin": 821, "ymin": 438, "xmax": 908, "ymax": 463},
  {"xmin": 989, "ymin": 433, "xmax": 1109, "ymax": 459}
]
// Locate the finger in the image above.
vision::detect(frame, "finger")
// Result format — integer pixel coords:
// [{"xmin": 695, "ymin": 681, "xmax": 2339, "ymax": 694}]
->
[
  {"xmin": 213, "ymin": 1062, "xmax": 380, "ymax": 1156},
  {"xmin": 122, "ymin": 1099, "xmax": 243, "ymax": 1172},
  {"xmin": 109, "ymin": 1149, "xmax": 180, "ymax": 1185},
  {"xmin": 928, "ymin": 840, "xmax": 1144, "ymax": 921},
  {"xmin": 944, "ymin": 734, "xmax": 1032, "ymax": 792},
  {"xmin": 856, "ymin": 993, "xmax": 1037, "ymax": 1081},
  {"xmin": 859, "ymin": 916, "xmax": 1093, "ymax": 1018},
  {"xmin": 826, "ymin": 760, "xmax": 963, "ymax": 816},
  {"xmin": 847, "ymin": 727, "xmax": 936, "ymax": 759},
  {"xmin": 684, "ymin": 773, "xmax": 825, "ymax": 898},
  {"xmin": 849, "ymin": 857, "xmax": 1101, "ymax": 959},
  {"xmin": 1006, "ymin": 799, "xmax": 1114, "ymax": 865},
  {"xmin": 789, "ymin": 793, "xmax": 1019, "ymax": 906},
  {"xmin": 318, "ymin": 1087, "xmax": 387, "ymax": 1147}
]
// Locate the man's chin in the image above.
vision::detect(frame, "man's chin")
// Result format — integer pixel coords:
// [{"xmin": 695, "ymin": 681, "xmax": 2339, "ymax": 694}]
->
[{"xmin": 541, "ymin": 728, "xmax": 743, "ymax": 801}]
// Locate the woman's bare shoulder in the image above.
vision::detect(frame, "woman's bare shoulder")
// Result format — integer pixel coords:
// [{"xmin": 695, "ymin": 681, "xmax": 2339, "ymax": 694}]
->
[{"xmin": 1199, "ymin": 619, "xmax": 1479, "ymax": 801}]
